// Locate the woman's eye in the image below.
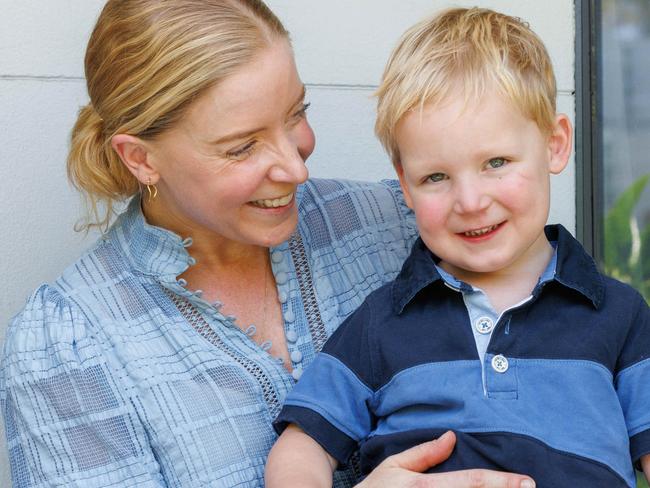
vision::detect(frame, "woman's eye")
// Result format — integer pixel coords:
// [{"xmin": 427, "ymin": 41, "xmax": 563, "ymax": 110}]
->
[
  {"xmin": 226, "ymin": 141, "xmax": 257, "ymax": 159},
  {"xmin": 487, "ymin": 157, "xmax": 507, "ymax": 169},
  {"xmin": 290, "ymin": 102, "xmax": 311, "ymax": 123},
  {"xmin": 427, "ymin": 173, "xmax": 448, "ymax": 183}
]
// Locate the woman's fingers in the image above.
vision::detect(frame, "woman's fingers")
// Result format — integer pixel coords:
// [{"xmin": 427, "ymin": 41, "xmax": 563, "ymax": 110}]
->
[
  {"xmin": 381, "ymin": 431, "xmax": 457, "ymax": 472},
  {"xmin": 357, "ymin": 432, "xmax": 536, "ymax": 488},
  {"xmin": 421, "ymin": 469, "xmax": 536, "ymax": 488}
]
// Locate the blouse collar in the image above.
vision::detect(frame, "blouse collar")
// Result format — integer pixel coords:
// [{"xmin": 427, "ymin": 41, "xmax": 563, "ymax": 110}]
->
[{"xmin": 107, "ymin": 197, "xmax": 192, "ymax": 283}]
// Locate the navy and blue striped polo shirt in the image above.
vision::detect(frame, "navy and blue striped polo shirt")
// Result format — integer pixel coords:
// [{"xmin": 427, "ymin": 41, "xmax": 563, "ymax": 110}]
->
[{"xmin": 275, "ymin": 225, "xmax": 650, "ymax": 487}]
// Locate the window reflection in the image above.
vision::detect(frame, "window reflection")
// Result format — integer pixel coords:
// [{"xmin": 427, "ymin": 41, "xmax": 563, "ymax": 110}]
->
[{"xmin": 601, "ymin": 0, "xmax": 650, "ymax": 303}]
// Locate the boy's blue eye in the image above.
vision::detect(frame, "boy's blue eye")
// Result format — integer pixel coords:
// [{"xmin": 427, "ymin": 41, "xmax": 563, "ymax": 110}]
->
[
  {"xmin": 487, "ymin": 157, "xmax": 507, "ymax": 169},
  {"xmin": 427, "ymin": 173, "xmax": 447, "ymax": 183}
]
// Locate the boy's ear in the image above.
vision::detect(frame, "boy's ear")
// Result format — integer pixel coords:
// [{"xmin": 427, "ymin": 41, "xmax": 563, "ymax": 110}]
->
[
  {"xmin": 111, "ymin": 133, "xmax": 160, "ymax": 185},
  {"xmin": 547, "ymin": 114, "xmax": 573, "ymax": 175},
  {"xmin": 395, "ymin": 163, "xmax": 414, "ymax": 209}
]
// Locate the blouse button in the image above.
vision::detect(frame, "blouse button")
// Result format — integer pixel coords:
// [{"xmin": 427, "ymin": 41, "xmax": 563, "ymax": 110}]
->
[
  {"xmin": 286, "ymin": 330, "xmax": 298, "ymax": 343},
  {"xmin": 284, "ymin": 309, "xmax": 295, "ymax": 323},
  {"xmin": 275, "ymin": 272, "xmax": 288, "ymax": 285},
  {"xmin": 292, "ymin": 368, "xmax": 303, "ymax": 381},
  {"xmin": 271, "ymin": 250, "xmax": 284, "ymax": 264},
  {"xmin": 290, "ymin": 350, "xmax": 303, "ymax": 363},
  {"xmin": 278, "ymin": 291, "xmax": 288, "ymax": 304}
]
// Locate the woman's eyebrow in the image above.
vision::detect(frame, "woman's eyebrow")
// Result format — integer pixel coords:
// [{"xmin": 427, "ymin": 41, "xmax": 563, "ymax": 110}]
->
[
  {"xmin": 210, "ymin": 85, "xmax": 307, "ymax": 146},
  {"xmin": 210, "ymin": 127, "xmax": 264, "ymax": 146}
]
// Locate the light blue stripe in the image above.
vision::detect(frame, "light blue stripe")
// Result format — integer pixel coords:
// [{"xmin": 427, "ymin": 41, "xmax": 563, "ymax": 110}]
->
[
  {"xmin": 284, "ymin": 353, "xmax": 374, "ymax": 441},
  {"xmin": 616, "ymin": 357, "xmax": 650, "ymax": 437},
  {"xmin": 372, "ymin": 358, "xmax": 633, "ymax": 486}
]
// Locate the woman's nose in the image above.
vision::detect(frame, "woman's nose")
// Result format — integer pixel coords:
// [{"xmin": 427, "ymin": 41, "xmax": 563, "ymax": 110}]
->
[{"xmin": 268, "ymin": 137, "xmax": 309, "ymax": 184}]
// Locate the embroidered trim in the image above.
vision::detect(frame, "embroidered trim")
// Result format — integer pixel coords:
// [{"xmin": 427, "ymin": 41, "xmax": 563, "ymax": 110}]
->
[
  {"xmin": 163, "ymin": 288, "xmax": 281, "ymax": 416},
  {"xmin": 288, "ymin": 232, "xmax": 328, "ymax": 353},
  {"xmin": 288, "ymin": 231, "xmax": 362, "ymax": 483}
]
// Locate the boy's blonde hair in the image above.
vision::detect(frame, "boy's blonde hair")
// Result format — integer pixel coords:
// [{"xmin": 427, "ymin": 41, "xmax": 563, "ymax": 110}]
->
[
  {"xmin": 67, "ymin": 0, "xmax": 288, "ymax": 231},
  {"xmin": 375, "ymin": 7, "xmax": 557, "ymax": 165}
]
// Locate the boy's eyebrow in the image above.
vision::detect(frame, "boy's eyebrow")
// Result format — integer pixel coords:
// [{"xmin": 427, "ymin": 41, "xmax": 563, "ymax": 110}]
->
[{"xmin": 209, "ymin": 85, "xmax": 306, "ymax": 146}]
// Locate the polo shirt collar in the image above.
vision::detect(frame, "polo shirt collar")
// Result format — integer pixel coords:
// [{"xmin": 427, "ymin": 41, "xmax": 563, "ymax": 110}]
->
[
  {"xmin": 545, "ymin": 224, "xmax": 605, "ymax": 308},
  {"xmin": 391, "ymin": 224, "xmax": 605, "ymax": 314}
]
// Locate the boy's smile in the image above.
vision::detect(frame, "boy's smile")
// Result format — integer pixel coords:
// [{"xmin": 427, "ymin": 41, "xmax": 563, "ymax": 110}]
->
[{"xmin": 395, "ymin": 88, "xmax": 572, "ymax": 288}]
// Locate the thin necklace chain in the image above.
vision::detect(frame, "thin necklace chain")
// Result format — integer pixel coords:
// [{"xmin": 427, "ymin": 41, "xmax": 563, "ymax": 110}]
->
[{"xmin": 262, "ymin": 255, "xmax": 268, "ymax": 333}]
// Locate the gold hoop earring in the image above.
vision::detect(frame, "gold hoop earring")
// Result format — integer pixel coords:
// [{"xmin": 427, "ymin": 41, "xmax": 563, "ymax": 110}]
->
[{"xmin": 146, "ymin": 178, "xmax": 158, "ymax": 201}]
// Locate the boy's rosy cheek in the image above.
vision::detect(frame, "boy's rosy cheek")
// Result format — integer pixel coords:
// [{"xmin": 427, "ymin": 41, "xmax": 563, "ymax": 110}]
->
[{"xmin": 415, "ymin": 206, "xmax": 446, "ymax": 228}]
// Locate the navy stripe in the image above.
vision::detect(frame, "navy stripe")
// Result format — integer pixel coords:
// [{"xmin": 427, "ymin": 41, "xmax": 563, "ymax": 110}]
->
[
  {"xmin": 274, "ymin": 406, "xmax": 358, "ymax": 466},
  {"xmin": 321, "ymin": 300, "xmax": 376, "ymax": 388},
  {"xmin": 367, "ymin": 277, "xmax": 648, "ymax": 387},
  {"xmin": 630, "ymin": 430, "xmax": 650, "ymax": 469},
  {"xmin": 361, "ymin": 429, "xmax": 632, "ymax": 487},
  {"xmin": 369, "ymin": 284, "xmax": 481, "ymax": 386},
  {"xmin": 615, "ymin": 289, "xmax": 650, "ymax": 372}
]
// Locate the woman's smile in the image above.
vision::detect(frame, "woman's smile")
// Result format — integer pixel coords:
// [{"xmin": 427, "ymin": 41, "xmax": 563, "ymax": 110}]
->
[{"xmin": 250, "ymin": 191, "xmax": 294, "ymax": 208}]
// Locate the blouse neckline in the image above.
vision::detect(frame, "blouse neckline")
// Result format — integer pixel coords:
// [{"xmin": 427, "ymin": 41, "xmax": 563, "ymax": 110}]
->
[{"xmin": 107, "ymin": 197, "xmax": 192, "ymax": 283}]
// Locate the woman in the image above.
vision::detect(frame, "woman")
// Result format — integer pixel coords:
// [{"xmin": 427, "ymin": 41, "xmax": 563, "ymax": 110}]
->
[{"xmin": 0, "ymin": 1, "xmax": 535, "ymax": 487}]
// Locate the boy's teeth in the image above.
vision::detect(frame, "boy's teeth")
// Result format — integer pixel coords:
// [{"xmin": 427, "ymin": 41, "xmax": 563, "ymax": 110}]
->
[
  {"xmin": 253, "ymin": 193, "xmax": 293, "ymax": 208},
  {"xmin": 464, "ymin": 224, "xmax": 498, "ymax": 237}
]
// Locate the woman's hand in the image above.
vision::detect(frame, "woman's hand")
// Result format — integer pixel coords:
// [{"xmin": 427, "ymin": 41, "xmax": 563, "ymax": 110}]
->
[{"xmin": 355, "ymin": 431, "xmax": 535, "ymax": 488}]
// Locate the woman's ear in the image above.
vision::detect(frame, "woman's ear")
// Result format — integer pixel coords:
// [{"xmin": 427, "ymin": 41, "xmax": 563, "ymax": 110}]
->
[
  {"xmin": 548, "ymin": 114, "xmax": 573, "ymax": 175},
  {"xmin": 111, "ymin": 134, "xmax": 160, "ymax": 184}
]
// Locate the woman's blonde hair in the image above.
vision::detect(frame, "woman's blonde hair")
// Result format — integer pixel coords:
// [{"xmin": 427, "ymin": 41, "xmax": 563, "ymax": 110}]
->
[
  {"xmin": 68, "ymin": 0, "xmax": 288, "ymax": 230},
  {"xmin": 375, "ymin": 7, "xmax": 557, "ymax": 166}
]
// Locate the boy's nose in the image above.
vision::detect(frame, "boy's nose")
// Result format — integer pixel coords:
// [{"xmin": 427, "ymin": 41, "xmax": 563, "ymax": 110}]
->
[{"xmin": 453, "ymin": 179, "xmax": 491, "ymax": 214}]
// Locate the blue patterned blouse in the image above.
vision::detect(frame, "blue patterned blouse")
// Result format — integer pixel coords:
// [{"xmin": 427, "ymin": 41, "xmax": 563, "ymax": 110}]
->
[{"xmin": 1, "ymin": 179, "xmax": 417, "ymax": 488}]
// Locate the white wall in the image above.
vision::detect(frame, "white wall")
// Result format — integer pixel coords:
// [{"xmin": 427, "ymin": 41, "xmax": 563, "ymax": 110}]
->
[{"xmin": 0, "ymin": 1, "xmax": 575, "ymax": 484}]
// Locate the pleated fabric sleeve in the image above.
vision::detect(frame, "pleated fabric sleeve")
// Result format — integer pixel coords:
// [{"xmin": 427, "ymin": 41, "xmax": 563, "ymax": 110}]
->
[{"xmin": 1, "ymin": 285, "xmax": 164, "ymax": 487}]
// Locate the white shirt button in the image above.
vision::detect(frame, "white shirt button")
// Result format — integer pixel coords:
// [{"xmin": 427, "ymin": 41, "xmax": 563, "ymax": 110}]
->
[
  {"xmin": 278, "ymin": 291, "xmax": 288, "ymax": 304},
  {"xmin": 292, "ymin": 368, "xmax": 303, "ymax": 380},
  {"xmin": 271, "ymin": 250, "xmax": 284, "ymax": 263},
  {"xmin": 475, "ymin": 316, "xmax": 494, "ymax": 335},
  {"xmin": 491, "ymin": 354, "xmax": 509, "ymax": 373}
]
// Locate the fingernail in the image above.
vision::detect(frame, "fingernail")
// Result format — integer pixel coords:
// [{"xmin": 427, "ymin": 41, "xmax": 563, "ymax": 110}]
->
[
  {"xmin": 437, "ymin": 431, "xmax": 452, "ymax": 442},
  {"xmin": 521, "ymin": 480, "xmax": 535, "ymax": 488}
]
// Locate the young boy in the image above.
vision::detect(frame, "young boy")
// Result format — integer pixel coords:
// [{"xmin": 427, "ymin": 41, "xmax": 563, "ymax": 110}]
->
[{"xmin": 266, "ymin": 8, "xmax": 650, "ymax": 488}]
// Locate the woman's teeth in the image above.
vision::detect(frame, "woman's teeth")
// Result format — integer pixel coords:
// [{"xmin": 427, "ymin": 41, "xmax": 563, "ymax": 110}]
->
[
  {"xmin": 252, "ymin": 193, "xmax": 293, "ymax": 208},
  {"xmin": 463, "ymin": 224, "xmax": 498, "ymax": 237}
]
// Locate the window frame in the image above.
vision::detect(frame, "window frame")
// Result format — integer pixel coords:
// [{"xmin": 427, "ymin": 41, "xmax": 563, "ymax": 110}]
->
[{"xmin": 575, "ymin": 0, "xmax": 603, "ymax": 260}]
